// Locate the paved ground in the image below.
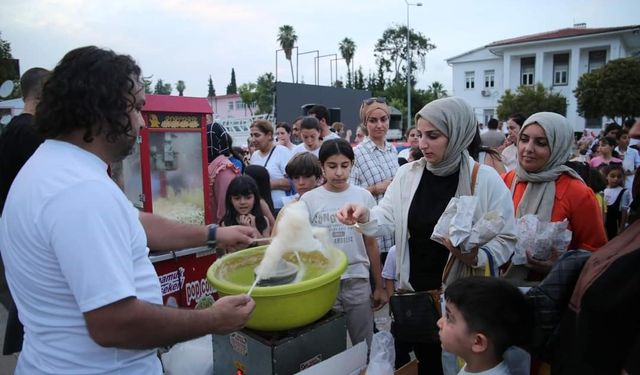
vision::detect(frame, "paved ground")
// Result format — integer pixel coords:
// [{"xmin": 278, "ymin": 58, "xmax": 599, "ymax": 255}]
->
[{"xmin": 0, "ymin": 303, "xmax": 18, "ymax": 374}]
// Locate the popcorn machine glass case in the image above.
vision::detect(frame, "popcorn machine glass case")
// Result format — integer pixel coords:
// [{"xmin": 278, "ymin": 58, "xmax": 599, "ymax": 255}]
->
[{"xmin": 115, "ymin": 95, "xmax": 212, "ymax": 225}]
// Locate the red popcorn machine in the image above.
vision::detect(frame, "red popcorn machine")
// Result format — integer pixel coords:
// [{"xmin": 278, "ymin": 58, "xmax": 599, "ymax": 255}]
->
[
  {"xmin": 112, "ymin": 94, "xmax": 217, "ymax": 309},
  {"xmin": 113, "ymin": 94, "xmax": 213, "ymax": 225}
]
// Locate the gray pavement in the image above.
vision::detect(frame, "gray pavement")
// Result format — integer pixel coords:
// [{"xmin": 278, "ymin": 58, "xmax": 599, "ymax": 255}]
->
[{"xmin": 0, "ymin": 303, "xmax": 18, "ymax": 374}]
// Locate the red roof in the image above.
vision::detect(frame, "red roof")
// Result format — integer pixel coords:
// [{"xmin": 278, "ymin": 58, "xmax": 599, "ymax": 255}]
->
[
  {"xmin": 488, "ymin": 25, "xmax": 640, "ymax": 47},
  {"xmin": 143, "ymin": 94, "xmax": 212, "ymax": 114}
]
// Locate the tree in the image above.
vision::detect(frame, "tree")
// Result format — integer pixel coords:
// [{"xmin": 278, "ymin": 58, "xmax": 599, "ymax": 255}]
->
[
  {"xmin": 238, "ymin": 83, "xmax": 257, "ymax": 115},
  {"xmin": 207, "ymin": 75, "xmax": 216, "ymax": 97},
  {"xmin": 226, "ymin": 68, "xmax": 237, "ymax": 95},
  {"xmin": 574, "ymin": 57, "xmax": 640, "ymax": 121},
  {"xmin": 339, "ymin": 37, "xmax": 356, "ymax": 88},
  {"xmin": 255, "ymin": 72, "xmax": 275, "ymax": 115},
  {"xmin": 143, "ymin": 78, "xmax": 153, "ymax": 94},
  {"xmin": 277, "ymin": 25, "xmax": 298, "ymax": 82},
  {"xmin": 426, "ymin": 81, "xmax": 447, "ymax": 99},
  {"xmin": 497, "ymin": 83, "xmax": 567, "ymax": 120},
  {"xmin": 354, "ymin": 66, "xmax": 365, "ymax": 90},
  {"xmin": 0, "ymin": 32, "xmax": 11, "ymax": 59},
  {"xmin": 374, "ymin": 25, "xmax": 436, "ymax": 84},
  {"xmin": 153, "ymin": 79, "xmax": 172, "ymax": 95},
  {"xmin": 0, "ymin": 31, "xmax": 20, "ymax": 99},
  {"xmin": 176, "ymin": 80, "xmax": 186, "ymax": 96}
]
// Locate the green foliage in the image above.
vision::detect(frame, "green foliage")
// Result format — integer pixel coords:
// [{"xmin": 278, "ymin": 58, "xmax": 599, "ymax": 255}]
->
[
  {"xmin": 574, "ymin": 57, "xmax": 640, "ymax": 120},
  {"xmin": 374, "ymin": 25, "xmax": 435, "ymax": 84},
  {"xmin": 207, "ymin": 75, "xmax": 216, "ymax": 97},
  {"xmin": 277, "ymin": 25, "xmax": 297, "ymax": 82},
  {"xmin": 226, "ymin": 68, "xmax": 237, "ymax": 95},
  {"xmin": 255, "ymin": 72, "xmax": 275, "ymax": 115},
  {"xmin": 0, "ymin": 32, "xmax": 11, "ymax": 59},
  {"xmin": 176, "ymin": 80, "xmax": 186, "ymax": 96},
  {"xmin": 153, "ymin": 79, "xmax": 172, "ymax": 95},
  {"xmin": 0, "ymin": 31, "xmax": 20, "ymax": 99},
  {"xmin": 497, "ymin": 83, "xmax": 567, "ymax": 120},
  {"xmin": 238, "ymin": 83, "xmax": 257, "ymax": 115},
  {"xmin": 354, "ymin": 66, "xmax": 365, "ymax": 90},
  {"xmin": 143, "ymin": 78, "xmax": 153, "ymax": 94},
  {"xmin": 426, "ymin": 81, "xmax": 447, "ymax": 100}
]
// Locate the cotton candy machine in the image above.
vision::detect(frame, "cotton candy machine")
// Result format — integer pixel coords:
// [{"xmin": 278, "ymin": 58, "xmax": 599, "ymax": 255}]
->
[{"xmin": 207, "ymin": 245, "xmax": 347, "ymax": 331}]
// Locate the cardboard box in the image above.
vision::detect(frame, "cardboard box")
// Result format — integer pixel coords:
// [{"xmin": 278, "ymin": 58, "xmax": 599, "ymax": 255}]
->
[{"xmin": 214, "ymin": 312, "xmax": 347, "ymax": 375}]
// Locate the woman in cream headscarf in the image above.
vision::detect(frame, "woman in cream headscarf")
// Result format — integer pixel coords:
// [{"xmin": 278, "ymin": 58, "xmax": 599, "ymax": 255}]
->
[
  {"xmin": 337, "ymin": 97, "xmax": 516, "ymax": 375},
  {"xmin": 503, "ymin": 112, "xmax": 607, "ymax": 277}
]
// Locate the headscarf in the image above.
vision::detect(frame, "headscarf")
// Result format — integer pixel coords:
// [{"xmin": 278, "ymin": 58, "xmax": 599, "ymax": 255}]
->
[
  {"xmin": 359, "ymin": 99, "xmax": 390, "ymax": 124},
  {"xmin": 206, "ymin": 121, "xmax": 230, "ymax": 163},
  {"xmin": 512, "ymin": 112, "xmax": 583, "ymax": 221},
  {"xmin": 415, "ymin": 97, "xmax": 477, "ymax": 196}
]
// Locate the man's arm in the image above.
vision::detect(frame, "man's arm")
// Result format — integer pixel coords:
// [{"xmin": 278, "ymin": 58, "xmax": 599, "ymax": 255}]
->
[
  {"xmin": 84, "ymin": 295, "xmax": 255, "ymax": 349},
  {"xmin": 140, "ymin": 212, "xmax": 259, "ymax": 252}
]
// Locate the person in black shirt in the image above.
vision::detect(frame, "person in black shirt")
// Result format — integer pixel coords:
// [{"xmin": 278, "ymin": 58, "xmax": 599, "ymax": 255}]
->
[
  {"xmin": 0, "ymin": 67, "xmax": 50, "ymax": 212},
  {"xmin": 0, "ymin": 67, "xmax": 50, "ymax": 355}
]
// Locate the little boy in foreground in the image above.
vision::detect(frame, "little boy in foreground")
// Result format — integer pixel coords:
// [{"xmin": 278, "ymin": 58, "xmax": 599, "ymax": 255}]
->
[{"xmin": 438, "ymin": 276, "xmax": 532, "ymax": 375}]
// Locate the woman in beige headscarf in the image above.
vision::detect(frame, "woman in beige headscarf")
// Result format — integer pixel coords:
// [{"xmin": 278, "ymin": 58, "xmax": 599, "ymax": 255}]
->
[
  {"xmin": 502, "ymin": 112, "xmax": 607, "ymax": 277},
  {"xmin": 337, "ymin": 97, "xmax": 516, "ymax": 375}
]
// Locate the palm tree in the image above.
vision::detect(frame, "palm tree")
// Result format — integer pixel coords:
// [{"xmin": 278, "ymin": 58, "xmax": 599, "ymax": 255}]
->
[
  {"xmin": 277, "ymin": 25, "xmax": 298, "ymax": 82},
  {"xmin": 339, "ymin": 37, "xmax": 356, "ymax": 88},
  {"xmin": 427, "ymin": 81, "xmax": 448, "ymax": 99}
]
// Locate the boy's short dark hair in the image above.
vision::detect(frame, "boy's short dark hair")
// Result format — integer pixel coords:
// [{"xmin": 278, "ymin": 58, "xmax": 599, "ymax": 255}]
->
[
  {"xmin": 20, "ymin": 67, "xmax": 49, "ymax": 100},
  {"xmin": 487, "ymin": 118, "xmax": 499, "ymax": 130},
  {"xmin": 285, "ymin": 152, "xmax": 322, "ymax": 178},
  {"xmin": 445, "ymin": 276, "xmax": 533, "ymax": 358},
  {"xmin": 307, "ymin": 105, "xmax": 329, "ymax": 123},
  {"xmin": 300, "ymin": 116, "xmax": 320, "ymax": 131}
]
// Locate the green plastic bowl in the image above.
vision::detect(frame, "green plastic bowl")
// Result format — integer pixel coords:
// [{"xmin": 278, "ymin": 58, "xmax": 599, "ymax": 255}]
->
[{"xmin": 207, "ymin": 245, "xmax": 347, "ymax": 331}]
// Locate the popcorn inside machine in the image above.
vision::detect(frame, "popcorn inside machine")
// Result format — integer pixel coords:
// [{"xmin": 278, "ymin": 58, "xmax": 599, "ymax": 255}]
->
[{"xmin": 112, "ymin": 94, "xmax": 213, "ymax": 225}]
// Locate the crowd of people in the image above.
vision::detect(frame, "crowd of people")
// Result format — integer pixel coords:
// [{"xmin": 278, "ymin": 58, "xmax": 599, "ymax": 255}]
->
[{"xmin": 0, "ymin": 45, "xmax": 638, "ymax": 375}]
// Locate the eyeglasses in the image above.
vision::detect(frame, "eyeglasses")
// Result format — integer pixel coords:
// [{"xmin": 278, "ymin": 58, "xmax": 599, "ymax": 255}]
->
[{"xmin": 362, "ymin": 97, "xmax": 387, "ymax": 105}]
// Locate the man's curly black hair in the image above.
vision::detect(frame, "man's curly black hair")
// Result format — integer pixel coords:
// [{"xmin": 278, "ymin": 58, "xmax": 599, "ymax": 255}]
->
[{"xmin": 36, "ymin": 46, "xmax": 142, "ymax": 143}]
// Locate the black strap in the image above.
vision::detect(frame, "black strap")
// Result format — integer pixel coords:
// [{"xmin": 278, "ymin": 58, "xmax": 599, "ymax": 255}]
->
[{"xmin": 264, "ymin": 145, "xmax": 276, "ymax": 168}]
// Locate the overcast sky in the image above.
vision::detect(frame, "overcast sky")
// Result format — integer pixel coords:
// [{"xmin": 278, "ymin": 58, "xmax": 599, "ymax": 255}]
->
[{"xmin": 1, "ymin": 0, "xmax": 638, "ymax": 98}]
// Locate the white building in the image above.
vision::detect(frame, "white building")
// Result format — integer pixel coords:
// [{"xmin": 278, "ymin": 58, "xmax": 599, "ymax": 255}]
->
[{"xmin": 446, "ymin": 24, "xmax": 640, "ymax": 131}]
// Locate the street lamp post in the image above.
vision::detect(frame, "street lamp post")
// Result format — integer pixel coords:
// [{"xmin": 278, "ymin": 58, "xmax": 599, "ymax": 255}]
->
[
  {"xmin": 297, "ymin": 50, "xmax": 320, "ymax": 85},
  {"xmin": 405, "ymin": 0, "xmax": 422, "ymax": 130}
]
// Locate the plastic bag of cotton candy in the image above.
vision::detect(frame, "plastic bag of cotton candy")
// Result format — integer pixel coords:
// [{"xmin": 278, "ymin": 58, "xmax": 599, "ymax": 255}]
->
[
  {"xmin": 253, "ymin": 201, "xmax": 332, "ymax": 284},
  {"xmin": 432, "ymin": 196, "xmax": 505, "ymax": 253},
  {"xmin": 513, "ymin": 215, "xmax": 572, "ymax": 264}
]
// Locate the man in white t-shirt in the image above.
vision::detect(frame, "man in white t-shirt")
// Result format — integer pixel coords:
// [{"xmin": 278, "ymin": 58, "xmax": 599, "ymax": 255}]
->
[
  {"xmin": 0, "ymin": 46, "xmax": 258, "ymax": 374},
  {"xmin": 308, "ymin": 105, "xmax": 340, "ymax": 140}
]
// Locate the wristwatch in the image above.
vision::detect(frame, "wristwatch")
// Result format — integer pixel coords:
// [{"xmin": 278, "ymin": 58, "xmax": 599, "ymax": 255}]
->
[{"xmin": 207, "ymin": 224, "xmax": 217, "ymax": 248}]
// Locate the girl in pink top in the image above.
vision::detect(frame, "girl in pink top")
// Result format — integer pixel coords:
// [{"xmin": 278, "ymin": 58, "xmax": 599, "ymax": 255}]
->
[{"xmin": 589, "ymin": 136, "xmax": 622, "ymax": 168}]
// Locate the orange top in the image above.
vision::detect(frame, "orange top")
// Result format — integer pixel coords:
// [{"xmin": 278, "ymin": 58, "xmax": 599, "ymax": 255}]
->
[{"xmin": 503, "ymin": 170, "xmax": 607, "ymax": 252}]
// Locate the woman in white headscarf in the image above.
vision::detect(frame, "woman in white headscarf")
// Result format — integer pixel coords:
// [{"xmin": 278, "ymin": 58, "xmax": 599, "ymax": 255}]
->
[
  {"xmin": 337, "ymin": 97, "xmax": 516, "ymax": 375},
  {"xmin": 502, "ymin": 112, "xmax": 607, "ymax": 277}
]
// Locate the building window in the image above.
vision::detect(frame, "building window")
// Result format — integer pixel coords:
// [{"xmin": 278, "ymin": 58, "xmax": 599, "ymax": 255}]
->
[
  {"xmin": 227, "ymin": 101, "xmax": 233, "ymax": 111},
  {"xmin": 553, "ymin": 53, "xmax": 569, "ymax": 86},
  {"xmin": 484, "ymin": 70, "xmax": 495, "ymax": 88},
  {"xmin": 588, "ymin": 50, "xmax": 606, "ymax": 72},
  {"xmin": 520, "ymin": 57, "xmax": 535, "ymax": 86},
  {"xmin": 465, "ymin": 71, "xmax": 475, "ymax": 89},
  {"xmin": 235, "ymin": 101, "xmax": 243, "ymax": 110}
]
